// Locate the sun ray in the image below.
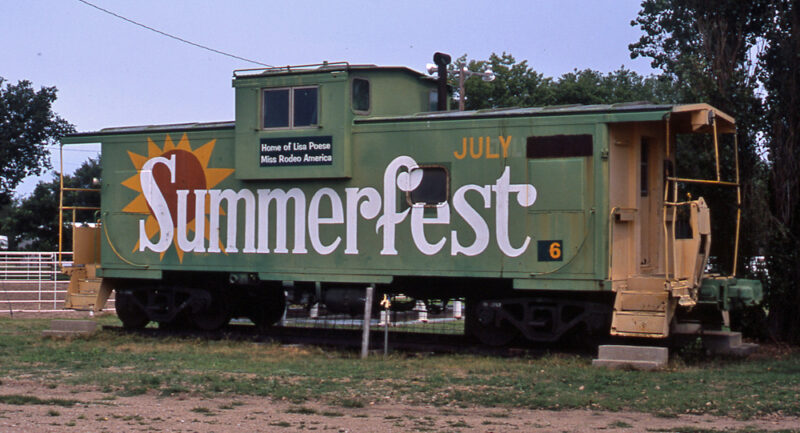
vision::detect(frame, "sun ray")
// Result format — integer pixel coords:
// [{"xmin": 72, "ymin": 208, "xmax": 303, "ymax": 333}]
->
[
  {"xmin": 147, "ymin": 137, "xmax": 162, "ymax": 158},
  {"xmin": 127, "ymin": 151, "xmax": 148, "ymax": 170},
  {"xmin": 164, "ymin": 134, "xmax": 176, "ymax": 151},
  {"xmin": 194, "ymin": 139, "xmax": 217, "ymax": 168},
  {"xmin": 177, "ymin": 133, "xmax": 192, "ymax": 151},
  {"xmin": 205, "ymin": 168, "xmax": 235, "ymax": 189},
  {"xmin": 122, "ymin": 194, "xmax": 149, "ymax": 213},
  {"xmin": 121, "ymin": 173, "xmax": 142, "ymax": 193}
]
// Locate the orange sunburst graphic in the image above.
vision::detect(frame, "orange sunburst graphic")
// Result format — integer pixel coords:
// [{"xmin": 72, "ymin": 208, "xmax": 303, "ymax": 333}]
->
[{"xmin": 121, "ymin": 133, "xmax": 234, "ymax": 262}]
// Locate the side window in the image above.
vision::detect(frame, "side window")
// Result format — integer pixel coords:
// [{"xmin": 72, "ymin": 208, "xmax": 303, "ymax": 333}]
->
[
  {"xmin": 262, "ymin": 86, "xmax": 318, "ymax": 129},
  {"xmin": 408, "ymin": 166, "xmax": 449, "ymax": 206},
  {"xmin": 352, "ymin": 78, "xmax": 370, "ymax": 113},
  {"xmin": 293, "ymin": 87, "xmax": 318, "ymax": 127},
  {"xmin": 263, "ymin": 89, "xmax": 290, "ymax": 128},
  {"xmin": 641, "ymin": 138, "xmax": 649, "ymax": 197},
  {"xmin": 428, "ymin": 89, "xmax": 438, "ymax": 112}
]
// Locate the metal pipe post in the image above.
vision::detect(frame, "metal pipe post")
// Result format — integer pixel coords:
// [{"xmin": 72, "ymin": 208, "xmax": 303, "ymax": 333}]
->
[
  {"xmin": 361, "ymin": 285, "xmax": 374, "ymax": 359},
  {"xmin": 58, "ymin": 144, "xmax": 64, "ymax": 265}
]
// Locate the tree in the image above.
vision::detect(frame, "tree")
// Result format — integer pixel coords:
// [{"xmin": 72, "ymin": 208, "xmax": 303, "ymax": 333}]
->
[
  {"xmin": 0, "ymin": 78, "xmax": 75, "ymax": 202},
  {"xmin": 452, "ymin": 52, "xmax": 678, "ymax": 111},
  {"xmin": 759, "ymin": 0, "xmax": 800, "ymax": 342},
  {"xmin": 0, "ymin": 157, "xmax": 101, "ymax": 251},
  {"xmin": 450, "ymin": 53, "xmax": 554, "ymax": 110},
  {"xmin": 551, "ymin": 67, "xmax": 677, "ymax": 106},
  {"xmin": 630, "ymin": 0, "xmax": 771, "ymax": 277}
]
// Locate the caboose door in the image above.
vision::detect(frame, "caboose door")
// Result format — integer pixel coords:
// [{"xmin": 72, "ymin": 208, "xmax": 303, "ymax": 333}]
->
[{"xmin": 608, "ymin": 124, "xmax": 667, "ymax": 287}]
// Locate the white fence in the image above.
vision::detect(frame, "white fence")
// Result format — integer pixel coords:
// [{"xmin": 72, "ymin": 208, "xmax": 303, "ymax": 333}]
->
[{"xmin": 0, "ymin": 251, "xmax": 72, "ymax": 312}]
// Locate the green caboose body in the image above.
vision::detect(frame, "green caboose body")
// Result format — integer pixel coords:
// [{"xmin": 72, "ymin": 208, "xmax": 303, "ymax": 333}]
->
[{"xmin": 62, "ymin": 61, "xmax": 761, "ymax": 344}]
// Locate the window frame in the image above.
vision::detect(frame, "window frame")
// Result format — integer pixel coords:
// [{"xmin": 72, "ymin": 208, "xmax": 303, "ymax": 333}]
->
[
  {"xmin": 405, "ymin": 164, "xmax": 450, "ymax": 208},
  {"xmin": 351, "ymin": 77, "xmax": 371, "ymax": 114},
  {"xmin": 261, "ymin": 85, "xmax": 320, "ymax": 130},
  {"xmin": 428, "ymin": 89, "xmax": 439, "ymax": 112}
]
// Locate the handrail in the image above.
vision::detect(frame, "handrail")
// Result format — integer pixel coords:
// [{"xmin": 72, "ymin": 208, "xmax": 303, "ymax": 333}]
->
[
  {"xmin": 58, "ymin": 144, "xmax": 102, "ymax": 266},
  {"xmin": 62, "ymin": 187, "xmax": 100, "ymax": 192},
  {"xmin": 666, "ymin": 177, "xmax": 739, "ymax": 187},
  {"xmin": 662, "ymin": 112, "xmax": 742, "ymax": 278},
  {"xmin": 233, "ymin": 61, "xmax": 351, "ymax": 77}
]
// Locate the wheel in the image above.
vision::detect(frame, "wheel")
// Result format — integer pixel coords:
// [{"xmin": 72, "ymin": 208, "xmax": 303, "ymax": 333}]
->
[
  {"xmin": 466, "ymin": 298, "xmax": 519, "ymax": 346},
  {"xmin": 189, "ymin": 290, "xmax": 230, "ymax": 331},
  {"xmin": 249, "ymin": 287, "xmax": 286, "ymax": 331},
  {"xmin": 115, "ymin": 290, "xmax": 149, "ymax": 329},
  {"xmin": 157, "ymin": 311, "xmax": 192, "ymax": 331}
]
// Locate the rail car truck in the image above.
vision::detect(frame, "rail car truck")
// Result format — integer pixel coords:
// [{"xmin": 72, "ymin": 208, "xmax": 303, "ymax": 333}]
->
[{"xmin": 60, "ymin": 58, "xmax": 762, "ymax": 345}]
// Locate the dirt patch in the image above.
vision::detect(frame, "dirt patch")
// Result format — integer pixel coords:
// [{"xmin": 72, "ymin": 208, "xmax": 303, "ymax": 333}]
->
[{"xmin": 1, "ymin": 380, "xmax": 798, "ymax": 432}]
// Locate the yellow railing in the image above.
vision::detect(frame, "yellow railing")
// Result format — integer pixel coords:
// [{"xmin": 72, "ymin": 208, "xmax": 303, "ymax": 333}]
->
[
  {"xmin": 662, "ymin": 113, "xmax": 742, "ymax": 278},
  {"xmin": 57, "ymin": 145, "xmax": 100, "ymax": 266}
]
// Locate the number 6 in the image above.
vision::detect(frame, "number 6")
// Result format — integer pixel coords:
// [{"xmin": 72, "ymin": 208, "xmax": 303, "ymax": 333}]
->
[{"xmin": 549, "ymin": 242, "xmax": 562, "ymax": 259}]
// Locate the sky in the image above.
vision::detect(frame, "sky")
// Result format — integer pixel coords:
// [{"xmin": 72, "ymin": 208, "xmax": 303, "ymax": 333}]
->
[{"xmin": 4, "ymin": 0, "xmax": 656, "ymax": 197}]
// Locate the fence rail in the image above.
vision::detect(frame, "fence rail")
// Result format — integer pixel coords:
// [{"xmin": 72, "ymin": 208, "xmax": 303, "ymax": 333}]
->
[{"xmin": 0, "ymin": 251, "xmax": 73, "ymax": 312}]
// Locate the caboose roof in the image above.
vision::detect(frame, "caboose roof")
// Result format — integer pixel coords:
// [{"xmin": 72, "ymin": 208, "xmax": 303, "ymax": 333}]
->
[
  {"xmin": 356, "ymin": 102, "xmax": 736, "ymax": 133},
  {"xmin": 232, "ymin": 62, "xmax": 431, "ymax": 81},
  {"xmin": 62, "ymin": 102, "xmax": 735, "ymax": 143}
]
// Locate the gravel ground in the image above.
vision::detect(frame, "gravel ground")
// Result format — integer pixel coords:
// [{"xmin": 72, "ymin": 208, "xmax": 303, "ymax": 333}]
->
[{"xmin": 1, "ymin": 380, "xmax": 798, "ymax": 433}]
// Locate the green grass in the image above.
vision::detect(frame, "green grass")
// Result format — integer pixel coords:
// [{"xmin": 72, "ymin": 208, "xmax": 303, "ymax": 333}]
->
[
  {"xmin": 190, "ymin": 406, "xmax": 215, "ymax": 416},
  {"xmin": 0, "ymin": 394, "xmax": 79, "ymax": 407},
  {"xmin": 286, "ymin": 406, "xmax": 317, "ymax": 415},
  {"xmin": 1, "ymin": 316, "xmax": 800, "ymax": 420}
]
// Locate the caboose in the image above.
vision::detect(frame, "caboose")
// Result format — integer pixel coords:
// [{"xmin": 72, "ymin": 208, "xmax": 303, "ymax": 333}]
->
[{"xmin": 61, "ymin": 57, "xmax": 761, "ymax": 345}]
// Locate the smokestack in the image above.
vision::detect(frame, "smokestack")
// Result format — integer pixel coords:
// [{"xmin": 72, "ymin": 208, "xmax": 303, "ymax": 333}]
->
[{"xmin": 433, "ymin": 52, "xmax": 451, "ymax": 111}]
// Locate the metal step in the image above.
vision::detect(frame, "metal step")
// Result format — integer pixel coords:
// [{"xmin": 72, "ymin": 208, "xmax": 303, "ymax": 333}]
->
[
  {"xmin": 64, "ymin": 277, "xmax": 112, "ymax": 312},
  {"xmin": 611, "ymin": 277, "xmax": 674, "ymax": 338}
]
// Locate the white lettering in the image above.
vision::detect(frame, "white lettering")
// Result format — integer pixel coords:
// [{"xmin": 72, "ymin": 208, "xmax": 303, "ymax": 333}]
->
[
  {"xmin": 308, "ymin": 141, "xmax": 331, "ymax": 150},
  {"xmin": 208, "ymin": 189, "xmax": 256, "ymax": 253},
  {"xmin": 261, "ymin": 144, "xmax": 281, "ymax": 152},
  {"xmin": 137, "ymin": 155, "xmax": 539, "ymax": 260},
  {"xmin": 492, "ymin": 166, "xmax": 538, "ymax": 257},
  {"xmin": 138, "ymin": 155, "xmax": 176, "ymax": 253},
  {"xmin": 257, "ymin": 189, "xmax": 307, "ymax": 254},
  {"xmin": 176, "ymin": 189, "xmax": 207, "ymax": 253},
  {"xmin": 308, "ymin": 188, "xmax": 343, "ymax": 255},
  {"xmin": 376, "ymin": 156, "xmax": 422, "ymax": 255},
  {"xmin": 344, "ymin": 187, "xmax": 381, "ymax": 255},
  {"xmin": 411, "ymin": 205, "xmax": 450, "ymax": 255},
  {"xmin": 451, "ymin": 185, "xmax": 491, "ymax": 256}
]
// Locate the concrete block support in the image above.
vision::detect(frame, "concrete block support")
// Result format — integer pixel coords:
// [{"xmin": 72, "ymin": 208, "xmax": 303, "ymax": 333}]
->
[
  {"xmin": 592, "ymin": 345, "xmax": 668, "ymax": 370},
  {"xmin": 41, "ymin": 320, "xmax": 98, "ymax": 337}
]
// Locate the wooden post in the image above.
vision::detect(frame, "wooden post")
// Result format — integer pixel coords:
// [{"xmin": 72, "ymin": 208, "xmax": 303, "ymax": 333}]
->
[{"xmin": 361, "ymin": 285, "xmax": 374, "ymax": 359}]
